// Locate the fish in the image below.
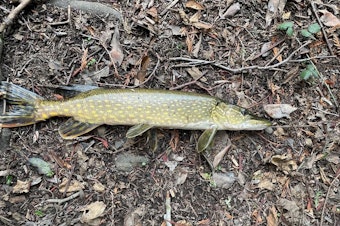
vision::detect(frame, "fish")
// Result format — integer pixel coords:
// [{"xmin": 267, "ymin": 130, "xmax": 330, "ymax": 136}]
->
[{"xmin": 0, "ymin": 81, "xmax": 271, "ymax": 152}]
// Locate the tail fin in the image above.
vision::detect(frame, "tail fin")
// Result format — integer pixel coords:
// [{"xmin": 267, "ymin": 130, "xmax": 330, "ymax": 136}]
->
[{"xmin": 0, "ymin": 82, "xmax": 44, "ymax": 128}]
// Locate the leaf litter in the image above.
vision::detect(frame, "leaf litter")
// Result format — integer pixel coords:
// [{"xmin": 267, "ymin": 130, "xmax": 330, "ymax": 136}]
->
[{"xmin": 0, "ymin": 0, "xmax": 339, "ymax": 225}]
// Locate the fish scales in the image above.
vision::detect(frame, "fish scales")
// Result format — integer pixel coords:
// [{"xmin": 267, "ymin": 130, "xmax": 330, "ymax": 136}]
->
[
  {"xmin": 36, "ymin": 89, "xmax": 218, "ymax": 130},
  {"xmin": 0, "ymin": 82, "xmax": 271, "ymax": 152}
]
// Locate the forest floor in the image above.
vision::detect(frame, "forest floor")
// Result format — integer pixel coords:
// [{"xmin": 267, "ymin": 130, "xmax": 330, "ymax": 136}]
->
[{"xmin": 0, "ymin": 0, "xmax": 339, "ymax": 225}]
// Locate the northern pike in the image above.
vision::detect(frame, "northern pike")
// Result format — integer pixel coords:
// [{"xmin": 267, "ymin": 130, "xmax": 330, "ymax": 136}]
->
[{"xmin": 0, "ymin": 81, "xmax": 271, "ymax": 152}]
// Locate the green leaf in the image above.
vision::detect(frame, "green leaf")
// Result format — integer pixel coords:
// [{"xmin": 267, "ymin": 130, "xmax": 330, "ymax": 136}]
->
[
  {"xmin": 277, "ymin": 21, "xmax": 294, "ymax": 30},
  {"xmin": 306, "ymin": 64, "xmax": 316, "ymax": 72},
  {"xmin": 35, "ymin": 210, "xmax": 44, "ymax": 217},
  {"xmin": 300, "ymin": 29, "xmax": 312, "ymax": 38},
  {"xmin": 300, "ymin": 69, "xmax": 313, "ymax": 80},
  {"xmin": 6, "ymin": 175, "xmax": 13, "ymax": 185},
  {"xmin": 286, "ymin": 27, "xmax": 294, "ymax": 37},
  {"xmin": 28, "ymin": 157, "xmax": 54, "ymax": 177},
  {"xmin": 308, "ymin": 23, "xmax": 321, "ymax": 34}
]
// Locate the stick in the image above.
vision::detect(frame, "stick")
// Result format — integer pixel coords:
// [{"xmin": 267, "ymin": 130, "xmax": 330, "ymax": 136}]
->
[
  {"xmin": 309, "ymin": 1, "xmax": 334, "ymax": 55},
  {"xmin": 0, "ymin": 0, "xmax": 32, "ymax": 33},
  {"xmin": 170, "ymin": 41, "xmax": 312, "ymax": 73}
]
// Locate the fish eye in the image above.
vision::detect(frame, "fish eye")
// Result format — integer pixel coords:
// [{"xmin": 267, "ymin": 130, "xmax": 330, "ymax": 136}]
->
[{"xmin": 240, "ymin": 108, "xmax": 248, "ymax": 116}]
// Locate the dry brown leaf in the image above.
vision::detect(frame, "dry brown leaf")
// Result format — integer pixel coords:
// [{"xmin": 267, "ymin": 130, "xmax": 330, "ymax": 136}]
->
[
  {"xmin": 124, "ymin": 205, "xmax": 145, "ymax": 226},
  {"xmin": 333, "ymin": 33, "xmax": 340, "ymax": 55},
  {"xmin": 186, "ymin": 35, "xmax": 194, "ymax": 53},
  {"xmin": 110, "ymin": 26, "xmax": 124, "ymax": 66},
  {"xmin": 186, "ymin": 67, "xmax": 203, "ymax": 80},
  {"xmin": 212, "ymin": 172, "xmax": 236, "ymax": 189},
  {"xmin": 265, "ymin": 0, "xmax": 287, "ymax": 27},
  {"xmin": 260, "ymin": 41, "xmax": 273, "ymax": 57},
  {"xmin": 272, "ymin": 47, "xmax": 282, "ymax": 62},
  {"xmin": 80, "ymin": 201, "xmax": 106, "ymax": 223},
  {"xmin": 266, "ymin": 206, "xmax": 279, "ymax": 226},
  {"xmin": 185, "ymin": 0, "xmax": 205, "ymax": 11},
  {"xmin": 59, "ymin": 178, "xmax": 85, "ymax": 193},
  {"xmin": 136, "ymin": 54, "xmax": 150, "ymax": 83},
  {"xmin": 93, "ymin": 182, "xmax": 106, "ymax": 192},
  {"xmin": 223, "ymin": 3, "xmax": 241, "ymax": 18},
  {"xmin": 174, "ymin": 168, "xmax": 188, "ymax": 186},
  {"xmin": 13, "ymin": 180, "xmax": 30, "ymax": 194},
  {"xmin": 271, "ymin": 154, "xmax": 298, "ymax": 173},
  {"xmin": 192, "ymin": 21, "xmax": 213, "ymax": 30},
  {"xmin": 192, "ymin": 33, "xmax": 202, "ymax": 57},
  {"xmin": 146, "ymin": 7, "xmax": 158, "ymax": 19},
  {"xmin": 264, "ymin": 104, "xmax": 297, "ymax": 119},
  {"xmin": 212, "ymin": 139, "xmax": 231, "ymax": 168},
  {"xmin": 179, "ymin": 9, "xmax": 189, "ymax": 24},
  {"xmin": 319, "ymin": 9, "xmax": 340, "ymax": 27},
  {"xmin": 189, "ymin": 12, "xmax": 201, "ymax": 23}
]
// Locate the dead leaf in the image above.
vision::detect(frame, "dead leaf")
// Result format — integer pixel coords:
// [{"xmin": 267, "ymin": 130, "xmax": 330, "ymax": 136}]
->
[
  {"xmin": 80, "ymin": 201, "xmax": 106, "ymax": 223},
  {"xmin": 179, "ymin": 9, "xmax": 189, "ymax": 24},
  {"xmin": 136, "ymin": 54, "xmax": 150, "ymax": 83},
  {"xmin": 185, "ymin": 0, "xmax": 205, "ymax": 11},
  {"xmin": 186, "ymin": 67, "xmax": 204, "ymax": 81},
  {"xmin": 278, "ymin": 198, "xmax": 299, "ymax": 214},
  {"xmin": 212, "ymin": 138, "xmax": 231, "ymax": 168},
  {"xmin": 282, "ymin": 11, "xmax": 291, "ymax": 20},
  {"xmin": 192, "ymin": 33, "xmax": 202, "ymax": 57},
  {"xmin": 90, "ymin": 66, "xmax": 110, "ymax": 82},
  {"xmin": 186, "ymin": 34, "xmax": 194, "ymax": 53},
  {"xmin": 319, "ymin": 10, "xmax": 340, "ymax": 27},
  {"xmin": 271, "ymin": 154, "xmax": 298, "ymax": 173},
  {"xmin": 264, "ymin": 104, "xmax": 297, "ymax": 119},
  {"xmin": 13, "ymin": 180, "xmax": 30, "ymax": 194},
  {"xmin": 192, "ymin": 21, "xmax": 213, "ymax": 30},
  {"xmin": 174, "ymin": 168, "xmax": 188, "ymax": 185},
  {"xmin": 260, "ymin": 41, "xmax": 273, "ymax": 57},
  {"xmin": 59, "ymin": 178, "xmax": 85, "ymax": 193},
  {"xmin": 266, "ymin": 206, "xmax": 279, "ymax": 226},
  {"xmin": 265, "ymin": 0, "xmax": 287, "ymax": 27},
  {"xmin": 222, "ymin": 3, "xmax": 241, "ymax": 18},
  {"xmin": 146, "ymin": 7, "xmax": 158, "ymax": 19},
  {"xmin": 189, "ymin": 12, "xmax": 201, "ymax": 23},
  {"xmin": 212, "ymin": 172, "xmax": 236, "ymax": 189},
  {"xmin": 110, "ymin": 26, "xmax": 124, "ymax": 66},
  {"xmin": 93, "ymin": 182, "xmax": 106, "ymax": 192},
  {"xmin": 272, "ymin": 47, "xmax": 282, "ymax": 62},
  {"xmin": 124, "ymin": 205, "xmax": 145, "ymax": 226}
]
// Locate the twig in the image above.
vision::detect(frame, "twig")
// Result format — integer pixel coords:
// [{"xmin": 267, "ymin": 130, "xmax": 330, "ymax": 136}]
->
[
  {"xmin": 160, "ymin": 0, "xmax": 180, "ymax": 16},
  {"xmin": 164, "ymin": 191, "xmax": 172, "ymax": 226},
  {"xmin": 320, "ymin": 170, "xmax": 340, "ymax": 226},
  {"xmin": 49, "ymin": 5, "xmax": 71, "ymax": 26},
  {"xmin": 309, "ymin": 1, "xmax": 334, "ymax": 55},
  {"xmin": 45, "ymin": 190, "xmax": 83, "ymax": 204},
  {"xmin": 0, "ymin": 0, "xmax": 32, "ymax": 33},
  {"xmin": 170, "ymin": 41, "xmax": 312, "ymax": 73}
]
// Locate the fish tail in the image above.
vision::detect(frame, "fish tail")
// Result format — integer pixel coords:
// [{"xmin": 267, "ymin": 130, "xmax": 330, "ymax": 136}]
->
[{"xmin": 0, "ymin": 81, "xmax": 44, "ymax": 128}]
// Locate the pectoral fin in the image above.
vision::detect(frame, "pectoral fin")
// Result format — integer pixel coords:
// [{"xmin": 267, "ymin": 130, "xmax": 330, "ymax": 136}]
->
[
  {"xmin": 197, "ymin": 127, "xmax": 217, "ymax": 153},
  {"xmin": 126, "ymin": 124, "xmax": 153, "ymax": 138},
  {"xmin": 58, "ymin": 118, "xmax": 100, "ymax": 139}
]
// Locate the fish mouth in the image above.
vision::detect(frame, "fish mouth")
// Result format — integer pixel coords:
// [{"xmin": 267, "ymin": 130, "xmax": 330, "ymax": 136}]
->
[{"xmin": 243, "ymin": 118, "xmax": 272, "ymax": 130}]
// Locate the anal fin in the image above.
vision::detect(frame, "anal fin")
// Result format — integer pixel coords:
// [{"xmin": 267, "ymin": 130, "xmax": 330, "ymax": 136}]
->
[
  {"xmin": 58, "ymin": 118, "xmax": 100, "ymax": 139},
  {"xmin": 126, "ymin": 124, "xmax": 153, "ymax": 138}
]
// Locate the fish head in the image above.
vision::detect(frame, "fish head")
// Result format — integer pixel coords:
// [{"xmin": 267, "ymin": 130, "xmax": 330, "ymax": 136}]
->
[{"xmin": 212, "ymin": 102, "xmax": 272, "ymax": 130}]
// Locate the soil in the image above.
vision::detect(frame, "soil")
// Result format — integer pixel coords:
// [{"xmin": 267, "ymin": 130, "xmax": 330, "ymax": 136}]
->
[{"xmin": 0, "ymin": 0, "xmax": 339, "ymax": 225}]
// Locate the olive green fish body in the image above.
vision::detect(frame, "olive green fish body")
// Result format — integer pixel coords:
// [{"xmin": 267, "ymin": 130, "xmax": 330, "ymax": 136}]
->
[
  {"xmin": 36, "ymin": 89, "xmax": 219, "ymax": 130},
  {"xmin": 0, "ymin": 82, "xmax": 271, "ymax": 151}
]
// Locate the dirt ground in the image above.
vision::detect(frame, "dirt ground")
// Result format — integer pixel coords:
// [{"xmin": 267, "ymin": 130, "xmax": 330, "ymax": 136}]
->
[{"xmin": 0, "ymin": 0, "xmax": 339, "ymax": 225}]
